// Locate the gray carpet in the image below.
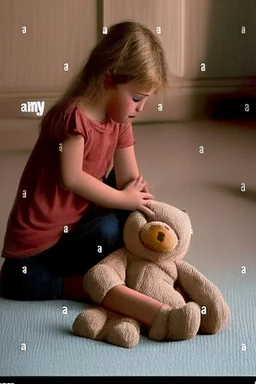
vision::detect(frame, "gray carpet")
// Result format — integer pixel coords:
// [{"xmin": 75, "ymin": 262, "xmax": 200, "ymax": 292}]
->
[{"xmin": 0, "ymin": 120, "xmax": 255, "ymax": 376}]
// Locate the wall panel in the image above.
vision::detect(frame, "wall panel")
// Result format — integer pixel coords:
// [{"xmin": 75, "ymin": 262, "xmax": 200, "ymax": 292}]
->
[{"xmin": 0, "ymin": 0, "xmax": 98, "ymax": 91}]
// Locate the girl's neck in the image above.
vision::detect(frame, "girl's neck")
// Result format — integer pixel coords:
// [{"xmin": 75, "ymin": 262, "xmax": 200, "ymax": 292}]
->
[{"xmin": 77, "ymin": 99, "xmax": 107, "ymax": 123}]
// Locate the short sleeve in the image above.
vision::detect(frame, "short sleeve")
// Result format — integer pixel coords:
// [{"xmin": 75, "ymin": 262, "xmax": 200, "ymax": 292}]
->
[
  {"xmin": 62, "ymin": 105, "xmax": 87, "ymax": 141},
  {"xmin": 41, "ymin": 103, "xmax": 88, "ymax": 144},
  {"xmin": 116, "ymin": 122, "xmax": 136, "ymax": 149}
]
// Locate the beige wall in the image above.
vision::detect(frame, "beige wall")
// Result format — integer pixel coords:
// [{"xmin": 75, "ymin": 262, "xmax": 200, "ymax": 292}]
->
[
  {"xmin": 0, "ymin": 0, "xmax": 98, "ymax": 91},
  {"xmin": 0, "ymin": 0, "xmax": 255, "ymax": 150}
]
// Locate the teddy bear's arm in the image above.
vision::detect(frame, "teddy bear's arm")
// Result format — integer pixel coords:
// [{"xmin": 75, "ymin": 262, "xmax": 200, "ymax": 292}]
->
[
  {"xmin": 176, "ymin": 261, "xmax": 225, "ymax": 303},
  {"xmin": 176, "ymin": 261, "xmax": 230, "ymax": 333},
  {"xmin": 83, "ymin": 248, "xmax": 128, "ymax": 304}
]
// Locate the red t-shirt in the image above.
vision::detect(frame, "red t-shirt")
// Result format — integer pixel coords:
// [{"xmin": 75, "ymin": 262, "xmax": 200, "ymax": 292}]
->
[{"xmin": 1, "ymin": 102, "xmax": 135, "ymax": 258}]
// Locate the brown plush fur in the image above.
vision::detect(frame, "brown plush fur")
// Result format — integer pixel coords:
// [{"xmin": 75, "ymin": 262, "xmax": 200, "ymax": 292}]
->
[{"xmin": 73, "ymin": 201, "xmax": 230, "ymax": 348}]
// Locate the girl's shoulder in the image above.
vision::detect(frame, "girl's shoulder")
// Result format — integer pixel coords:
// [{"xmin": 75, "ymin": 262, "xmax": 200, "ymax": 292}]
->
[{"xmin": 57, "ymin": 100, "xmax": 77, "ymax": 117}]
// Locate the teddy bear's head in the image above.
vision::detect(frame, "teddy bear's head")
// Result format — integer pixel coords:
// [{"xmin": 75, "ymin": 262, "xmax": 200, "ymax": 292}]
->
[{"xmin": 123, "ymin": 201, "xmax": 192, "ymax": 263}]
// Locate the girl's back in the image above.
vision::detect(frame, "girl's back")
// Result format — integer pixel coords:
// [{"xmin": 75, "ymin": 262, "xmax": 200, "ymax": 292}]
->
[{"xmin": 1, "ymin": 101, "xmax": 134, "ymax": 259}]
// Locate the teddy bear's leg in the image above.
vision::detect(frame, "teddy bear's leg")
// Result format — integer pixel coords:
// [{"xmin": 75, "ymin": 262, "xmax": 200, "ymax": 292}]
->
[
  {"xmin": 199, "ymin": 298, "xmax": 230, "ymax": 334},
  {"xmin": 149, "ymin": 302, "xmax": 201, "ymax": 341},
  {"xmin": 72, "ymin": 305, "xmax": 140, "ymax": 348},
  {"xmin": 73, "ymin": 306, "xmax": 108, "ymax": 340},
  {"xmin": 106, "ymin": 314, "xmax": 140, "ymax": 348}
]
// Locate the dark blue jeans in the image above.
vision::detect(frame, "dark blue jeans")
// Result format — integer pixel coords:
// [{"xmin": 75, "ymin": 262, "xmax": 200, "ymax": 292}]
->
[{"xmin": 0, "ymin": 169, "xmax": 131, "ymax": 300}]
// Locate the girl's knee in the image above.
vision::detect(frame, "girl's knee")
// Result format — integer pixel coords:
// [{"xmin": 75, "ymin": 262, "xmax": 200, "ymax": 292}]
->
[
  {"xmin": 99, "ymin": 213, "xmax": 122, "ymax": 241},
  {"xmin": 0, "ymin": 258, "xmax": 61, "ymax": 300},
  {"xmin": 0, "ymin": 261, "xmax": 25, "ymax": 300},
  {"xmin": 97, "ymin": 211, "xmax": 129, "ymax": 251}
]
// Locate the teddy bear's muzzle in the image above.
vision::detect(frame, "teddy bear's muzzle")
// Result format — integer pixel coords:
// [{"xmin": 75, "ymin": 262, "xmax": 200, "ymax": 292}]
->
[{"xmin": 139, "ymin": 223, "xmax": 178, "ymax": 252}]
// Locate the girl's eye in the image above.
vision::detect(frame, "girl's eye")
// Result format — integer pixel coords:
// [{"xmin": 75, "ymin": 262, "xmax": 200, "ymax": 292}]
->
[{"xmin": 133, "ymin": 98, "xmax": 141, "ymax": 103}]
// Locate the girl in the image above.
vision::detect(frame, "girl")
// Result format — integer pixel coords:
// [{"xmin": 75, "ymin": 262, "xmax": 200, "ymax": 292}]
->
[{"xmin": 0, "ymin": 20, "xmax": 172, "ymax": 328}]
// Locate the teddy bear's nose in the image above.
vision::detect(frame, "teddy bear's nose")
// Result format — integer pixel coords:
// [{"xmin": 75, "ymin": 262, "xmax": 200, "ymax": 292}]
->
[
  {"xmin": 157, "ymin": 232, "xmax": 165, "ymax": 242},
  {"xmin": 139, "ymin": 224, "xmax": 178, "ymax": 252}
]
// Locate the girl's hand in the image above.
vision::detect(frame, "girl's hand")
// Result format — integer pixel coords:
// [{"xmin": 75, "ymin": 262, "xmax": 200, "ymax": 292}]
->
[{"xmin": 120, "ymin": 176, "xmax": 155, "ymax": 215}]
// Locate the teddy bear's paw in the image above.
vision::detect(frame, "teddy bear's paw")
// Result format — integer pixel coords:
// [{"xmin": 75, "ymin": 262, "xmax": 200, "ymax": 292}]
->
[
  {"xmin": 105, "ymin": 318, "xmax": 140, "ymax": 349},
  {"xmin": 72, "ymin": 306, "xmax": 108, "ymax": 340},
  {"xmin": 167, "ymin": 302, "xmax": 201, "ymax": 341},
  {"xmin": 199, "ymin": 300, "xmax": 231, "ymax": 334}
]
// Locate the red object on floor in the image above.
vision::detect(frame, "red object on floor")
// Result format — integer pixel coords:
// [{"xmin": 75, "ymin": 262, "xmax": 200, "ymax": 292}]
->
[{"xmin": 62, "ymin": 275, "xmax": 88, "ymax": 300}]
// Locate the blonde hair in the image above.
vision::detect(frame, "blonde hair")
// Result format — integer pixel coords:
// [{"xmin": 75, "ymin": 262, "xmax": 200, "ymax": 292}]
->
[{"xmin": 41, "ymin": 20, "xmax": 172, "ymax": 126}]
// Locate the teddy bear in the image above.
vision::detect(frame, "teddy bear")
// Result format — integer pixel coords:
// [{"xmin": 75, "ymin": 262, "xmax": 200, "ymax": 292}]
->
[{"xmin": 72, "ymin": 200, "xmax": 230, "ymax": 348}]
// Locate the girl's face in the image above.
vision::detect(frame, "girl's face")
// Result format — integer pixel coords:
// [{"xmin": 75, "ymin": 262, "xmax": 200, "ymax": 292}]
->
[{"xmin": 105, "ymin": 81, "xmax": 153, "ymax": 124}]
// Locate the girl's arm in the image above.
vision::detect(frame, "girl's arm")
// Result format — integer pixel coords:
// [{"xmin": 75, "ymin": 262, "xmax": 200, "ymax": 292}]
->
[{"xmin": 60, "ymin": 134, "xmax": 125, "ymax": 209}]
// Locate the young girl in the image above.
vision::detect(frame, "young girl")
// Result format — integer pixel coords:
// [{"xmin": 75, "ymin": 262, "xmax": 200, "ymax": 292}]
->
[{"xmin": 0, "ymin": 20, "xmax": 172, "ymax": 328}]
